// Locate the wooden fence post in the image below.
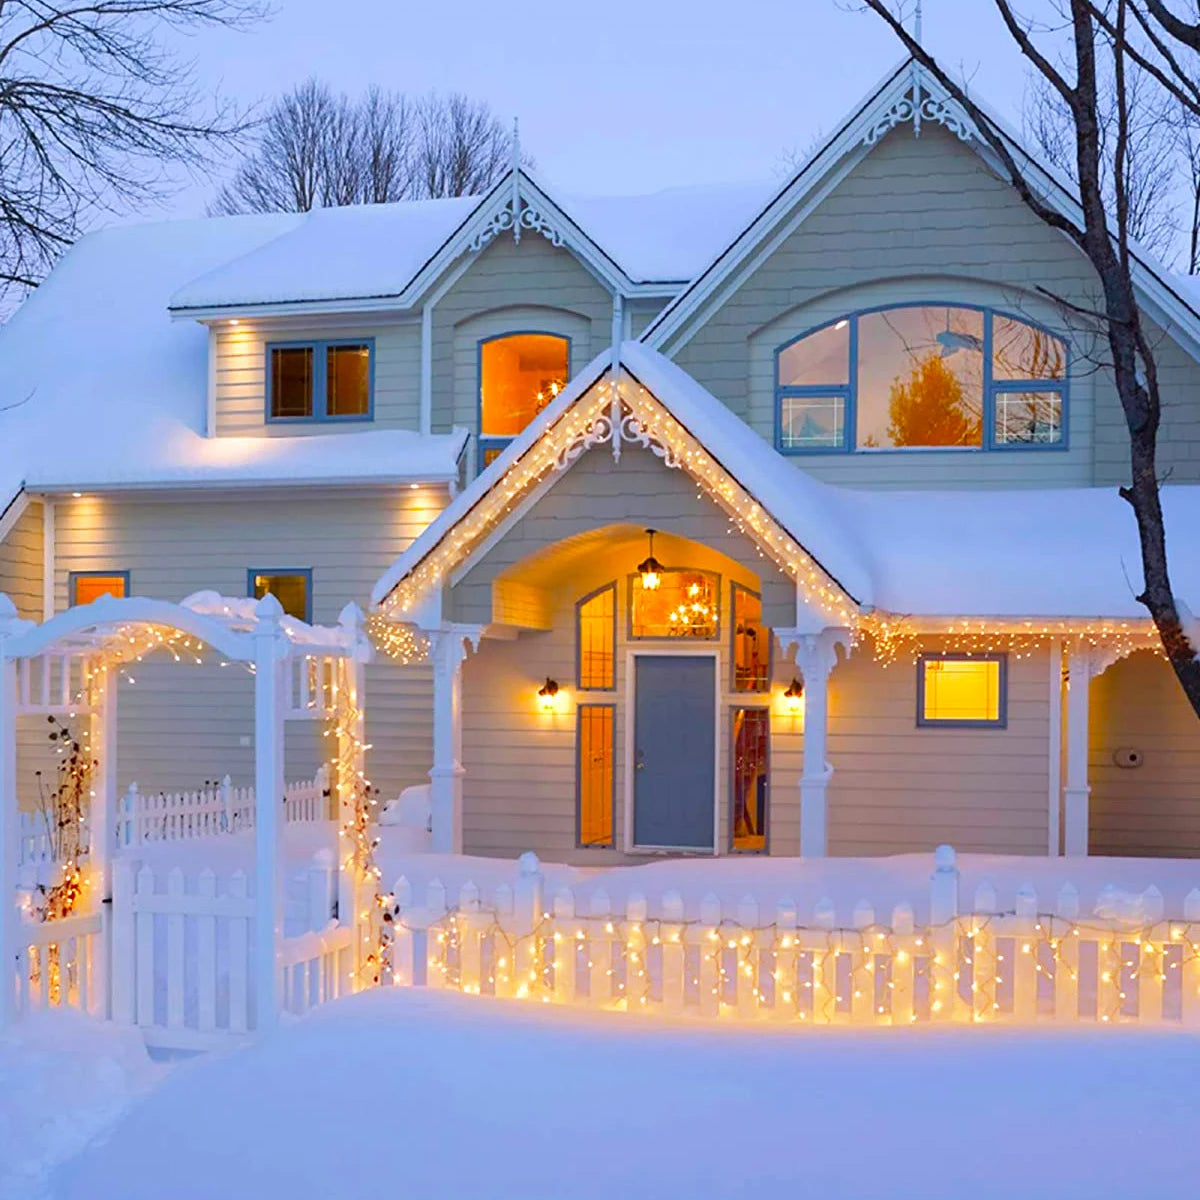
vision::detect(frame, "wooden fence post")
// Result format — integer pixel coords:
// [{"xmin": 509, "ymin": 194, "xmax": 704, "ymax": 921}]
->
[
  {"xmin": 110, "ymin": 858, "xmax": 136, "ymax": 1025},
  {"xmin": 308, "ymin": 850, "xmax": 335, "ymax": 933},
  {"xmin": 929, "ymin": 845, "xmax": 959, "ymax": 1022}
]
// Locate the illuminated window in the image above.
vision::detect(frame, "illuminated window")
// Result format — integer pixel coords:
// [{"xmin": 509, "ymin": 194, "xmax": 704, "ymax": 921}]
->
[
  {"xmin": 478, "ymin": 333, "xmax": 569, "ymax": 467},
  {"xmin": 776, "ymin": 306, "xmax": 1066, "ymax": 452},
  {"xmin": 731, "ymin": 707, "xmax": 770, "ymax": 853},
  {"xmin": 731, "ymin": 584, "xmax": 769, "ymax": 691},
  {"xmin": 918, "ymin": 654, "xmax": 1006, "ymax": 727},
  {"xmin": 577, "ymin": 704, "xmax": 614, "ymax": 848},
  {"xmin": 577, "ymin": 583, "xmax": 616, "ymax": 690},
  {"xmin": 268, "ymin": 340, "xmax": 371, "ymax": 421},
  {"xmin": 69, "ymin": 571, "xmax": 129, "ymax": 606},
  {"xmin": 630, "ymin": 569, "xmax": 719, "ymax": 640},
  {"xmin": 249, "ymin": 569, "xmax": 312, "ymax": 622}
]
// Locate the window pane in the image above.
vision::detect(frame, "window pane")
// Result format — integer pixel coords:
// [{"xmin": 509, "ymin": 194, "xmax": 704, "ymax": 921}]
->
[
  {"xmin": 578, "ymin": 584, "xmax": 615, "ymax": 690},
  {"xmin": 994, "ymin": 390, "xmax": 1063, "ymax": 445},
  {"xmin": 778, "ymin": 320, "xmax": 850, "ymax": 387},
  {"xmin": 251, "ymin": 571, "xmax": 310, "ymax": 622},
  {"xmin": 780, "ymin": 394, "xmax": 844, "ymax": 450},
  {"xmin": 857, "ymin": 307, "xmax": 984, "ymax": 448},
  {"xmin": 326, "ymin": 344, "xmax": 370, "ymax": 417},
  {"xmin": 732, "ymin": 585, "xmax": 769, "ymax": 692},
  {"xmin": 631, "ymin": 570, "xmax": 719, "ymax": 639},
  {"xmin": 578, "ymin": 705, "xmax": 614, "ymax": 848},
  {"xmin": 480, "ymin": 445, "xmax": 505, "ymax": 468},
  {"xmin": 270, "ymin": 346, "xmax": 314, "ymax": 419},
  {"xmin": 71, "ymin": 573, "xmax": 127, "ymax": 605},
  {"xmin": 992, "ymin": 315, "xmax": 1065, "ymax": 381},
  {"xmin": 480, "ymin": 334, "xmax": 569, "ymax": 438},
  {"xmin": 732, "ymin": 708, "xmax": 769, "ymax": 853},
  {"xmin": 921, "ymin": 657, "xmax": 1002, "ymax": 724}
]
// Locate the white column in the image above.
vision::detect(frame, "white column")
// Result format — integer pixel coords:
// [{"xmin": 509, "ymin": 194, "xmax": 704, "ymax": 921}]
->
[
  {"xmin": 785, "ymin": 627, "xmax": 849, "ymax": 859},
  {"xmin": 0, "ymin": 599, "xmax": 19, "ymax": 1028},
  {"xmin": 89, "ymin": 661, "xmax": 118, "ymax": 900},
  {"xmin": 1063, "ymin": 649, "xmax": 1095, "ymax": 857},
  {"xmin": 429, "ymin": 626, "xmax": 476, "ymax": 855},
  {"xmin": 335, "ymin": 603, "xmax": 369, "ymax": 939},
  {"xmin": 1047, "ymin": 641, "xmax": 1064, "ymax": 856},
  {"xmin": 252, "ymin": 594, "xmax": 286, "ymax": 1030}
]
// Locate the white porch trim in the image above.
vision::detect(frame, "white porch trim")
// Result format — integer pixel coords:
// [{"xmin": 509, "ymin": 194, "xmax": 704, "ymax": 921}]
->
[{"xmin": 428, "ymin": 624, "xmax": 483, "ymax": 854}]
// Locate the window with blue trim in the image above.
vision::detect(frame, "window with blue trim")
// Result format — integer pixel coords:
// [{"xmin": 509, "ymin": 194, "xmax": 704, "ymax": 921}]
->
[
  {"xmin": 776, "ymin": 305, "xmax": 1066, "ymax": 453},
  {"xmin": 249, "ymin": 569, "xmax": 312, "ymax": 622},
  {"xmin": 267, "ymin": 339, "xmax": 372, "ymax": 422},
  {"xmin": 478, "ymin": 332, "xmax": 569, "ymax": 468}
]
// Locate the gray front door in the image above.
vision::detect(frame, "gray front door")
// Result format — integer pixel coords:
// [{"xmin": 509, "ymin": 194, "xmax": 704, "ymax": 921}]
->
[{"xmin": 633, "ymin": 655, "xmax": 715, "ymax": 850}]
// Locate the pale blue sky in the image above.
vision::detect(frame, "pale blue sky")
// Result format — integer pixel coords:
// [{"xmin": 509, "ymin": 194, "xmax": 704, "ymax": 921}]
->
[{"xmin": 161, "ymin": 0, "xmax": 1035, "ymax": 216}]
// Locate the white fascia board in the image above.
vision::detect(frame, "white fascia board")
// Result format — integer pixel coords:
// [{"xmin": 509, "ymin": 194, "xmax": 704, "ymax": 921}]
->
[{"xmin": 0, "ymin": 490, "xmax": 31, "ymax": 543}]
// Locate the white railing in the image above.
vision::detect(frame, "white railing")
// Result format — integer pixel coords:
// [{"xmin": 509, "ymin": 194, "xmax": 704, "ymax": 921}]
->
[
  {"xmin": 17, "ymin": 810, "xmax": 91, "ymax": 870},
  {"xmin": 390, "ymin": 848, "xmax": 1200, "ymax": 1027},
  {"xmin": 114, "ymin": 766, "xmax": 330, "ymax": 848},
  {"xmin": 109, "ymin": 854, "xmax": 355, "ymax": 1051},
  {"xmin": 15, "ymin": 909, "xmax": 104, "ymax": 1015}
]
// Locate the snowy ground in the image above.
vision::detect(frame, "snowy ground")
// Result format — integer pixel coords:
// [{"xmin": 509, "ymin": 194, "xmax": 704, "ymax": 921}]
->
[{"xmin": 30, "ymin": 988, "xmax": 1200, "ymax": 1200}]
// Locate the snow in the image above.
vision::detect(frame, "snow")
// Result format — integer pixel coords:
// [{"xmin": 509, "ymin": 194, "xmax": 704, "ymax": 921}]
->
[
  {"xmin": 41, "ymin": 987, "xmax": 1200, "ymax": 1200},
  {"xmin": 0, "ymin": 214, "xmax": 464, "ymax": 521},
  {"xmin": 0, "ymin": 1010, "xmax": 165, "ymax": 1199},
  {"xmin": 377, "ymin": 340, "xmax": 1200, "ymax": 622}
]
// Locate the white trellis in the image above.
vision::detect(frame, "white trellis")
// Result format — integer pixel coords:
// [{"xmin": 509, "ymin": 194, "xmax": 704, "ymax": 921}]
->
[{"xmin": 0, "ymin": 590, "xmax": 372, "ymax": 1031}]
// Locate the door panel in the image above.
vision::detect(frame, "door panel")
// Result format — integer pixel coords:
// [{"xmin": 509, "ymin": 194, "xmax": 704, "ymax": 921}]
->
[{"xmin": 633, "ymin": 656, "xmax": 715, "ymax": 849}]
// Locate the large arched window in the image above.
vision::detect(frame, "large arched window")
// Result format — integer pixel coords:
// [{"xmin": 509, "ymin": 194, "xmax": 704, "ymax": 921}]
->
[
  {"xmin": 478, "ymin": 332, "xmax": 570, "ymax": 468},
  {"xmin": 775, "ymin": 304, "xmax": 1067, "ymax": 453}
]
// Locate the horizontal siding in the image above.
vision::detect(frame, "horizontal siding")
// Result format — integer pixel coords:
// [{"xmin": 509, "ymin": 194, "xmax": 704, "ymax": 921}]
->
[
  {"xmin": 1090, "ymin": 651, "xmax": 1200, "ymax": 857},
  {"xmin": 669, "ymin": 123, "xmax": 1200, "ymax": 489},
  {"xmin": 826, "ymin": 637, "xmax": 1053, "ymax": 856},
  {"xmin": 430, "ymin": 234, "xmax": 613, "ymax": 437},
  {"xmin": 0, "ymin": 498, "xmax": 43, "ymax": 621},
  {"xmin": 214, "ymin": 320, "xmax": 421, "ymax": 436},
  {"xmin": 50, "ymin": 490, "xmax": 445, "ymax": 801}
]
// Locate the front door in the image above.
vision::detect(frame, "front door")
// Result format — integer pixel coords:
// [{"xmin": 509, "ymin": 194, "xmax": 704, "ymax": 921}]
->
[{"xmin": 632, "ymin": 655, "xmax": 715, "ymax": 850}]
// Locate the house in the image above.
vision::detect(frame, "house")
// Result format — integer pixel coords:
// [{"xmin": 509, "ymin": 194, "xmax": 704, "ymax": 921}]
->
[{"xmin": 4, "ymin": 56, "xmax": 1200, "ymax": 880}]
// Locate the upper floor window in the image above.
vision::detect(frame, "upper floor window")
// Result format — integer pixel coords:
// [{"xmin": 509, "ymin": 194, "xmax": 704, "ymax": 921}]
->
[
  {"xmin": 249, "ymin": 569, "xmax": 312, "ymax": 622},
  {"xmin": 479, "ymin": 333, "xmax": 569, "ymax": 468},
  {"xmin": 267, "ymin": 340, "xmax": 372, "ymax": 422},
  {"xmin": 776, "ymin": 305, "xmax": 1066, "ymax": 454}
]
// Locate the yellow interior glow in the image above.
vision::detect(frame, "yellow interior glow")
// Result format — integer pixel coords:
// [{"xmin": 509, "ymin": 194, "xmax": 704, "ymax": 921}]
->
[{"xmin": 922, "ymin": 658, "xmax": 1000, "ymax": 722}]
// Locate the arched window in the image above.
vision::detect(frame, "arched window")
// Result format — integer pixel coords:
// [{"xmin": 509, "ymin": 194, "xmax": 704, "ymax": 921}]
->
[
  {"xmin": 775, "ymin": 305, "xmax": 1067, "ymax": 453},
  {"xmin": 478, "ymin": 332, "xmax": 570, "ymax": 468}
]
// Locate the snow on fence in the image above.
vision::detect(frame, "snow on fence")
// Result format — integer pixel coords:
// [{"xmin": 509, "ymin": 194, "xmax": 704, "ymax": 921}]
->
[
  {"xmin": 114, "ymin": 766, "xmax": 330, "ymax": 848},
  {"xmin": 390, "ymin": 847, "xmax": 1200, "ymax": 1027},
  {"xmin": 107, "ymin": 853, "xmax": 354, "ymax": 1050}
]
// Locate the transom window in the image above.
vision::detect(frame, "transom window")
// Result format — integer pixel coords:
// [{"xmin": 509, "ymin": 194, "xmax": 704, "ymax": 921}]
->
[
  {"xmin": 249, "ymin": 569, "xmax": 312, "ymax": 622},
  {"xmin": 630, "ymin": 570, "xmax": 720, "ymax": 640},
  {"xmin": 776, "ymin": 305, "xmax": 1066, "ymax": 453},
  {"xmin": 479, "ymin": 333, "xmax": 569, "ymax": 468},
  {"xmin": 69, "ymin": 571, "xmax": 129, "ymax": 606},
  {"xmin": 267, "ymin": 340, "xmax": 372, "ymax": 422},
  {"xmin": 917, "ymin": 654, "xmax": 1007, "ymax": 727}
]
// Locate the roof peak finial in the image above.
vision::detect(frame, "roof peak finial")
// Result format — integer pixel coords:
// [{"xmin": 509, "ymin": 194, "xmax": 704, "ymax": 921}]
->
[
  {"xmin": 512, "ymin": 116, "xmax": 521, "ymax": 177},
  {"xmin": 914, "ymin": 0, "xmax": 923, "ymax": 45}
]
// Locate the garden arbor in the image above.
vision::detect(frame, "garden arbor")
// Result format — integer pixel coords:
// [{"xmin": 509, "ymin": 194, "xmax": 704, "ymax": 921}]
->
[{"xmin": 0, "ymin": 590, "xmax": 371, "ymax": 1030}]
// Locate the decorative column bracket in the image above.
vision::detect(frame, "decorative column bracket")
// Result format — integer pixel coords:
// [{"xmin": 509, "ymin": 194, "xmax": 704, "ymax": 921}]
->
[{"xmin": 863, "ymin": 66, "xmax": 978, "ymax": 145}]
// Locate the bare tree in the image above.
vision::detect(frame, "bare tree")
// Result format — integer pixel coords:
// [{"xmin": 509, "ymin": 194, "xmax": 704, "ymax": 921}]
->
[
  {"xmin": 861, "ymin": 0, "xmax": 1200, "ymax": 717},
  {"xmin": 212, "ymin": 83, "xmax": 516, "ymax": 215},
  {"xmin": 0, "ymin": 0, "xmax": 263, "ymax": 294}
]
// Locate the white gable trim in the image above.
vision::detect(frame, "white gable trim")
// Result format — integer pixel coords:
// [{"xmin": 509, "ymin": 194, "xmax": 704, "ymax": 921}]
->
[{"xmin": 0, "ymin": 490, "xmax": 31, "ymax": 544}]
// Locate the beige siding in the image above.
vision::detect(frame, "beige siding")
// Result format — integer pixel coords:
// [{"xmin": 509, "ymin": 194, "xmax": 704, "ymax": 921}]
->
[
  {"xmin": 430, "ymin": 234, "xmax": 613, "ymax": 436},
  {"xmin": 50, "ymin": 490, "xmax": 445, "ymax": 800},
  {"xmin": 826, "ymin": 638, "xmax": 1053, "ymax": 856},
  {"xmin": 668, "ymin": 123, "xmax": 1200, "ymax": 489},
  {"xmin": 0, "ymin": 497, "xmax": 43, "ymax": 621},
  {"xmin": 1090, "ymin": 651, "xmax": 1200, "ymax": 856},
  {"xmin": 214, "ymin": 320, "xmax": 422, "ymax": 436},
  {"xmin": 628, "ymin": 298, "xmax": 671, "ymax": 338}
]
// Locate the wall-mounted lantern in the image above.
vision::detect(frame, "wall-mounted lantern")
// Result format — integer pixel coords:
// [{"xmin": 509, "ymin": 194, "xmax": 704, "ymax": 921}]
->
[
  {"xmin": 637, "ymin": 528, "xmax": 664, "ymax": 591},
  {"xmin": 537, "ymin": 677, "xmax": 560, "ymax": 713}
]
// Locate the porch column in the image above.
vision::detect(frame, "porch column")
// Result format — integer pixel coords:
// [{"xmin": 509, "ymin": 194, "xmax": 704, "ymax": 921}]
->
[
  {"xmin": 1063, "ymin": 648, "xmax": 1124, "ymax": 857},
  {"xmin": 89, "ymin": 661, "xmax": 118, "ymax": 901},
  {"xmin": 785, "ymin": 627, "xmax": 850, "ymax": 858},
  {"xmin": 0, "ymin": 598, "xmax": 19, "ymax": 1028},
  {"xmin": 428, "ymin": 626, "xmax": 478, "ymax": 855},
  {"xmin": 252, "ymin": 595, "xmax": 286, "ymax": 1030}
]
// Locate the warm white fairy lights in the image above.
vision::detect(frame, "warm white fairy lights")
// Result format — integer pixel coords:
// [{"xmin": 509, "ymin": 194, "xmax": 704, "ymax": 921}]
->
[{"xmin": 364, "ymin": 611, "xmax": 429, "ymax": 664}]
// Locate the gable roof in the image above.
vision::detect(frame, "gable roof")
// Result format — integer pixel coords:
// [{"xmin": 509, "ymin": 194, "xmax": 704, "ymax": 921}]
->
[
  {"xmin": 640, "ymin": 58, "xmax": 1200, "ymax": 362},
  {"xmin": 372, "ymin": 342, "xmax": 1200, "ymax": 626}
]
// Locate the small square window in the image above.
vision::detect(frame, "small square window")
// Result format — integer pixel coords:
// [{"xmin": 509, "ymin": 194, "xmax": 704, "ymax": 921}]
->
[
  {"xmin": 779, "ymin": 394, "xmax": 845, "ymax": 450},
  {"xmin": 993, "ymin": 389, "xmax": 1063, "ymax": 446},
  {"xmin": 326, "ymin": 343, "xmax": 370, "ymax": 417},
  {"xmin": 918, "ymin": 655, "xmax": 1006, "ymax": 727},
  {"xmin": 731, "ymin": 584, "xmax": 770, "ymax": 692},
  {"xmin": 270, "ymin": 346, "xmax": 314, "ymax": 419},
  {"xmin": 70, "ymin": 571, "xmax": 129, "ymax": 606},
  {"xmin": 249, "ymin": 570, "xmax": 311, "ymax": 622}
]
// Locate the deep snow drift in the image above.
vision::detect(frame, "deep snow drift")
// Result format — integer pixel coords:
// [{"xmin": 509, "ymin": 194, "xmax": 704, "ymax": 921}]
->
[{"xmin": 44, "ymin": 988, "xmax": 1200, "ymax": 1200}]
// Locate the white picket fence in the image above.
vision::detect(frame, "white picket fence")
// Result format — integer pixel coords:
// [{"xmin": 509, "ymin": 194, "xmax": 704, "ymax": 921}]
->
[
  {"xmin": 390, "ymin": 847, "xmax": 1200, "ymax": 1027},
  {"xmin": 15, "ymin": 909, "xmax": 105, "ymax": 1015},
  {"xmin": 17, "ymin": 810, "xmax": 91, "ymax": 871},
  {"xmin": 114, "ymin": 767, "xmax": 330, "ymax": 848},
  {"xmin": 106, "ymin": 855, "xmax": 356, "ymax": 1050}
]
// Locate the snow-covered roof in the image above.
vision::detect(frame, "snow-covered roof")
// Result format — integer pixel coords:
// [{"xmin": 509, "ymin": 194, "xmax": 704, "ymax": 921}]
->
[
  {"xmin": 0, "ymin": 214, "xmax": 465, "ymax": 519},
  {"xmin": 374, "ymin": 343, "xmax": 1200, "ymax": 623}
]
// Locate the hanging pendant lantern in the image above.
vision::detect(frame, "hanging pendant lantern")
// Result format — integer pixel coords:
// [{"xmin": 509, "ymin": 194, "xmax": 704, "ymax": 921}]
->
[{"xmin": 637, "ymin": 528, "xmax": 664, "ymax": 591}]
